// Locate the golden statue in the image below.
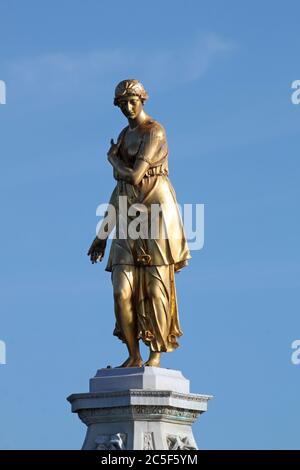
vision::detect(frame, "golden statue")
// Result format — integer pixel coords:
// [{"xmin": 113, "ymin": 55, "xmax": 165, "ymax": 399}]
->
[{"xmin": 88, "ymin": 79, "xmax": 191, "ymax": 368}]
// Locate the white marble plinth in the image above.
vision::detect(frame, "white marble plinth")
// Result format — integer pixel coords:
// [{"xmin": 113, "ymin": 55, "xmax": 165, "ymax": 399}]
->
[{"xmin": 67, "ymin": 367, "xmax": 212, "ymax": 450}]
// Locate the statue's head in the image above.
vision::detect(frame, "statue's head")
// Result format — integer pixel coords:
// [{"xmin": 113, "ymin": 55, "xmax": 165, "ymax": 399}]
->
[{"xmin": 114, "ymin": 79, "xmax": 148, "ymax": 120}]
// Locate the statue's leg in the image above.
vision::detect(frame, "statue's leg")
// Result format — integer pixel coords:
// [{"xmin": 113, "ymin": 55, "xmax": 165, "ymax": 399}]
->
[
  {"xmin": 112, "ymin": 265, "xmax": 142, "ymax": 367},
  {"xmin": 140, "ymin": 265, "xmax": 182, "ymax": 367},
  {"xmin": 144, "ymin": 351, "xmax": 161, "ymax": 367}
]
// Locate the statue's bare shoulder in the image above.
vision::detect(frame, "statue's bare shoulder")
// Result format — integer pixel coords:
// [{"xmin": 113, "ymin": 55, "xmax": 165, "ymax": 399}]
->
[{"xmin": 140, "ymin": 118, "xmax": 166, "ymax": 143}]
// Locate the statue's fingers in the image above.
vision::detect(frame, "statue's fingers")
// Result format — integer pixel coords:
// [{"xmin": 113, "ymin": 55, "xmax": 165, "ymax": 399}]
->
[{"xmin": 88, "ymin": 244, "xmax": 96, "ymax": 256}]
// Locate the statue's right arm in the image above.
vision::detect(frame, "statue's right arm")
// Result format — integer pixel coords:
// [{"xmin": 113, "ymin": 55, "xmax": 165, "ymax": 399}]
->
[
  {"xmin": 87, "ymin": 128, "xmax": 126, "ymax": 263},
  {"xmin": 96, "ymin": 126, "xmax": 127, "ymax": 239},
  {"xmin": 96, "ymin": 184, "xmax": 118, "ymax": 241},
  {"xmin": 87, "ymin": 184, "xmax": 118, "ymax": 263}
]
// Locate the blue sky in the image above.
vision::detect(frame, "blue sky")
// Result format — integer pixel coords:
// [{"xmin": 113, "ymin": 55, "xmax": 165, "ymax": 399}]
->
[{"xmin": 0, "ymin": 0, "xmax": 299, "ymax": 450}]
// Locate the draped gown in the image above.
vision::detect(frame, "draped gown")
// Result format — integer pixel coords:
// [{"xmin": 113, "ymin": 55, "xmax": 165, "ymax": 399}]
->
[{"xmin": 105, "ymin": 118, "xmax": 191, "ymax": 352}]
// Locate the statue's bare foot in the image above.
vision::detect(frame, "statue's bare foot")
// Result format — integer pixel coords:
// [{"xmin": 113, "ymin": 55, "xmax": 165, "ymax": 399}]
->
[
  {"xmin": 125, "ymin": 357, "xmax": 143, "ymax": 367},
  {"xmin": 116, "ymin": 356, "xmax": 143, "ymax": 368},
  {"xmin": 144, "ymin": 352, "xmax": 161, "ymax": 367},
  {"xmin": 115, "ymin": 357, "xmax": 131, "ymax": 368}
]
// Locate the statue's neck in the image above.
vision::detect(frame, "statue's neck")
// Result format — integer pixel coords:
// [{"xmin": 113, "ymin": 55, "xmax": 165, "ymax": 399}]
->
[{"xmin": 128, "ymin": 110, "xmax": 148, "ymax": 130}]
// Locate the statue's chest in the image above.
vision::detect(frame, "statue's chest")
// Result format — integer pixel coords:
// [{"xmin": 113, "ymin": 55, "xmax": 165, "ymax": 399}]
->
[{"xmin": 120, "ymin": 130, "xmax": 143, "ymax": 166}]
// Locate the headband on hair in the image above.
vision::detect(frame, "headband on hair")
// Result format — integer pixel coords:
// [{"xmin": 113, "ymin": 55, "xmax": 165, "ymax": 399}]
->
[{"xmin": 114, "ymin": 79, "xmax": 149, "ymax": 106}]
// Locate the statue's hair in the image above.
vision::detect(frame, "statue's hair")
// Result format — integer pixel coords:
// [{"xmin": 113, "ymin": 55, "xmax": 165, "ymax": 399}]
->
[{"xmin": 114, "ymin": 79, "xmax": 149, "ymax": 106}]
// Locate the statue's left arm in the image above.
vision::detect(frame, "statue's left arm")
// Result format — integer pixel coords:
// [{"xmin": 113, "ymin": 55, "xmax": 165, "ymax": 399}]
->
[
  {"xmin": 108, "ymin": 125, "xmax": 163, "ymax": 185},
  {"xmin": 109, "ymin": 158, "xmax": 149, "ymax": 186}
]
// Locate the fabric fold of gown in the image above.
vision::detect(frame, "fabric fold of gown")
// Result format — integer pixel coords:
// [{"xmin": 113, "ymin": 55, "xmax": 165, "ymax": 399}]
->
[{"xmin": 105, "ymin": 119, "xmax": 191, "ymax": 351}]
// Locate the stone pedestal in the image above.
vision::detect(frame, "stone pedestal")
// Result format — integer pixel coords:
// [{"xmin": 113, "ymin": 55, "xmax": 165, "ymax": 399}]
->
[{"xmin": 67, "ymin": 367, "xmax": 212, "ymax": 450}]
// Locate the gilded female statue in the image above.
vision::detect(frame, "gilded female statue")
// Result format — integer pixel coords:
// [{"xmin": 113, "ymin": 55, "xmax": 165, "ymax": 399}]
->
[{"xmin": 88, "ymin": 80, "xmax": 191, "ymax": 367}]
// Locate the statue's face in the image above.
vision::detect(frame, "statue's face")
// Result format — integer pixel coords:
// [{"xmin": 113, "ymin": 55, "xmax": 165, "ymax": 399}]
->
[{"xmin": 118, "ymin": 95, "xmax": 143, "ymax": 120}]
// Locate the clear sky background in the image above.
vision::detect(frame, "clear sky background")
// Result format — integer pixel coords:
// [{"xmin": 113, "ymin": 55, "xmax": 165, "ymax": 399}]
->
[{"xmin": 0, "ymin": 0, "xmax": 299, "ymax": 450}]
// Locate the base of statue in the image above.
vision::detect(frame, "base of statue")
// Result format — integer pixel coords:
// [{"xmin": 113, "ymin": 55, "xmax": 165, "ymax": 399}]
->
[{"xmin": 67, "ymin": 366, "xmax": 212, "ymax": 450}]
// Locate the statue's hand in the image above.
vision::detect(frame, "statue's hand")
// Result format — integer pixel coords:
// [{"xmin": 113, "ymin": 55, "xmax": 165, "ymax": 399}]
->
[
  {"xmin": 113, "ymin": 168, "xmax": 120, "ymax": 181},
  {"xmin": 107, "ymin": 138, "xmax": 119, "ymax": 165},
  {"xmin": 87, "ymin": 237, "xmax": 107, "ymax": 264}
]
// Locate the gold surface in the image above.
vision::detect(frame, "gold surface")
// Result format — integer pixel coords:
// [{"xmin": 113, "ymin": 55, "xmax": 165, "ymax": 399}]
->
[{"xmin": 88, "ymin": 80, "xmax": 191, "ymax": 367}]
